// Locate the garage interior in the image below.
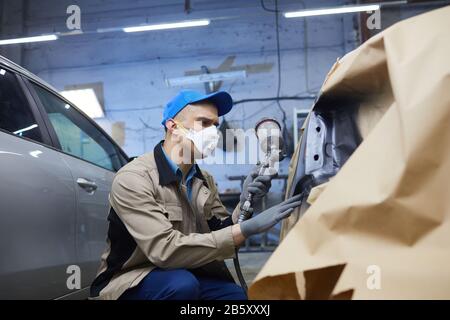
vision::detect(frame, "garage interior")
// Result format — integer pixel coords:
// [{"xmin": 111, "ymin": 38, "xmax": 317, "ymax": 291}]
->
[{"xmin": 0, "ymin": 0, "xmax": 449, "ymax": 301}]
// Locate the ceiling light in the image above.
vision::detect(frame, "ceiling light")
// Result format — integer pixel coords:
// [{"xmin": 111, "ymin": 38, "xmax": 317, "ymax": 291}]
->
[
  {"xmin": 60, "ymin": 88, "xmax": 104, "ymax": 118},
  {"xmin": 13, "ymin": 124, "xmax": 38, "ymax": 135},
  {"xmin": 0, "ymin": 34, "xmax": 58, "ymax": 46},
  {"xmin": 123, "ymin": 19, "xmax": 210, "ymax": 33},
  {"xmin": 284, "ymin": 4, "xmax": 380, "ymax": 18}
]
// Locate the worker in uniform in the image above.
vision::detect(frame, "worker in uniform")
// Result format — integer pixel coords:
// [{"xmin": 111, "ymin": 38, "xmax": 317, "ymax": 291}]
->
[{"xmin": 89, "ymin": 90, "xmax": 302, "ymax": 300}]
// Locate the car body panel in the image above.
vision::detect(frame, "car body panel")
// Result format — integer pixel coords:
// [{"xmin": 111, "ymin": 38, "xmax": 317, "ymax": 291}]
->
[
  {"xmin": 0, "ymin": 131, "xmax": 77, "ymax": 299},
  {"xmin": 59, "ymin": 152, "xmax": 114, "ymax": 288},
  {"xmin": 0, "ymin": 54, "xmax": 129, "ymax": 299}
]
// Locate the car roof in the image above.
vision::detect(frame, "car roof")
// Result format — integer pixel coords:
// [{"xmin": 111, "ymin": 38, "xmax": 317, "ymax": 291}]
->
[
  {"xmin": 0, "ymin": 54, "xmax": 130, "ymax": 161},
  {"xmin": 0, "ymin": 54, "xmax": 60, "ymax": 93}
]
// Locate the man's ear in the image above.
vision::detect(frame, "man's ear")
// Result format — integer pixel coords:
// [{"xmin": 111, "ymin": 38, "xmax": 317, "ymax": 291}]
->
[{"xmin": 165, "ymin": 119, "xmax": 177, "ymax": 133}]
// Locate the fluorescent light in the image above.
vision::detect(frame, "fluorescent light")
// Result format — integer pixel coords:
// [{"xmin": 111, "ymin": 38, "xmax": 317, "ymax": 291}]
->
[
  {"xmin": 0, "ymin": 34, "xmax": 58, "ymax": 46},
  {"xmin": 14, "ymin": 124, "xmax": 38, "ymax": 135},
  {"xmin": 60, "ymin": 88, "xmax": 104, "ymax": 118},
  {"xmin": 166, "ymin": 70, "xmax": 247, "ymax": 87},
  {"xmin": 284, "ymin": 4, "xmax": 380, "ymax": 18},
  {"xmin": 123, "ymin": 19, "xmax": 210, "ymax": 33}
]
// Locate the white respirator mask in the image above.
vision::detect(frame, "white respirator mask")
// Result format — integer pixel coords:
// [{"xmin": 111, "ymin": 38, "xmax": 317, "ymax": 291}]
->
[{"xmin": 175, "ymin": 121, "xmax": 220, "ymax": 157}]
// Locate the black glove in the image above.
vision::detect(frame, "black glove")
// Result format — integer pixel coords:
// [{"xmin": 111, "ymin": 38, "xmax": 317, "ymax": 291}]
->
[{"xmin": 239, "ymin": 194, "xmax": 302, "ymax": 238}]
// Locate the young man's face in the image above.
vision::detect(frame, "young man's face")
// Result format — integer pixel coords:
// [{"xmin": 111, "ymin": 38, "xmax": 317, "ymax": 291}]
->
[{"xmin": 168, "ymin": 101, "xmax": 219, "ymax": 161}]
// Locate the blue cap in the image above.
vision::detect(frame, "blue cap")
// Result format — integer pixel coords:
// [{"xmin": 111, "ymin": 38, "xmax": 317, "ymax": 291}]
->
[{"xmin": 161, "ymin": 90, "xmax": 233, "ymax": 126}]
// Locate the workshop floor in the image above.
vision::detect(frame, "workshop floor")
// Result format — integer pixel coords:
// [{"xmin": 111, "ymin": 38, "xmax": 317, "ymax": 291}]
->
[{"xmin": 225, "ymin": 250, "xmax": 273, "ymax": 287}]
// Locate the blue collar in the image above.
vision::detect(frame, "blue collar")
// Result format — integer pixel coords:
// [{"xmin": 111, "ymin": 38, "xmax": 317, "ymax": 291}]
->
[
  {"xmin": 153, "ymin": 141, "xmax": 206, "ymax": 186},
  {"xmin": 161, "ymin": 143, "xmax": 197, "ymax": 184}
]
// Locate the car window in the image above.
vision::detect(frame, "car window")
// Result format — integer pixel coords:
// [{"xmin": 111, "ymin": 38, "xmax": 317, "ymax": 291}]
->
[
  {"xmin": 30, "ymin": 82, "xmax": 123, "ymax": 171},
  {"xmin": 0, "ymin": 68, "xmax": 43, "ymax": 143}
]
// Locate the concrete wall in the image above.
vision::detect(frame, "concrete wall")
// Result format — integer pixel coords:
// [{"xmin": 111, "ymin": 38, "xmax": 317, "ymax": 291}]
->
[
  {"xmin": 0, "ymin": 0, "xmax": 363, "ymax": 195},
  {"xmin": 1, "ymin": 0, "xmax": 447, "ymax": 194}
]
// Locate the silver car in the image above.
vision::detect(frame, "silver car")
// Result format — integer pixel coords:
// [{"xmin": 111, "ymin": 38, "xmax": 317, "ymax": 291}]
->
[{"xmin": 0, "ymin": 55, "xmax": 129, "ymax": 299}]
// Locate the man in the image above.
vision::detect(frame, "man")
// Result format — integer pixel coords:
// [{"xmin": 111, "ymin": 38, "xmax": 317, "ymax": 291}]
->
[{"xmin": 90, "ymin": 90, "xmax": 302, "ymax": 300}]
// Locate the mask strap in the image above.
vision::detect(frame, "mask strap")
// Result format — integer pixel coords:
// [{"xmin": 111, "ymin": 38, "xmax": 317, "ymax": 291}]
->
[{"xmin": 172, "ymin": 119, "xmax": 189, "ymax": 134}]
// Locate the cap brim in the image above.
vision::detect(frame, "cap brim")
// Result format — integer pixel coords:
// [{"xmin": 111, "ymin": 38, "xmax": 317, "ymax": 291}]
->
[{"xmin": 192, "ymin": 91, "xmax": 233, "ymax": 117}]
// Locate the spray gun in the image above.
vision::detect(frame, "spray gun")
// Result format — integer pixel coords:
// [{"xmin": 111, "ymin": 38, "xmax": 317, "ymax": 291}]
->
[{"xmin": 234, "ymin": 118, "xmax": 286, "ymax": 292}]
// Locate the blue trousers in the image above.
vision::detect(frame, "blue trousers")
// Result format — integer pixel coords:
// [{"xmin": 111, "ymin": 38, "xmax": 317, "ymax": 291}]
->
[{"xmin": 119, "ymin": 268, "xmax": 247, "ymax": 300}]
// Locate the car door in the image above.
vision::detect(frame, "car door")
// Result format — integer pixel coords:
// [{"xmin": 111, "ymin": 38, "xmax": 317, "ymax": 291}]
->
[
  {"xmin": 0, "ymin": 67, "xmax": 77, "ymax": 299},
  {"xmin": 26, "ymin": 80, "xmax": 127, "ymax": 291}
]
